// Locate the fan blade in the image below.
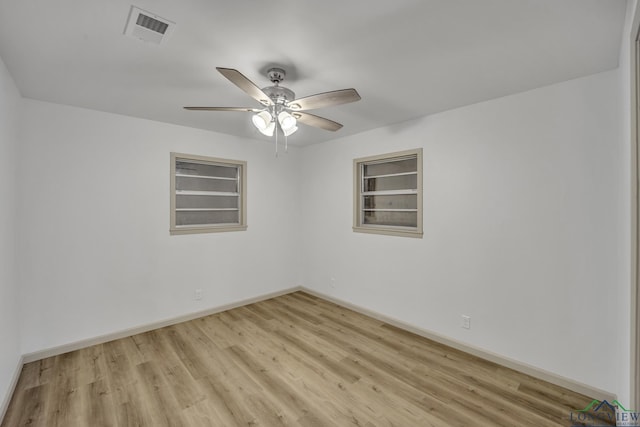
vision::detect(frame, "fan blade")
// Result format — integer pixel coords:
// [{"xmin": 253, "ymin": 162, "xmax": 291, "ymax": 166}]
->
[
  {"xmin": 289, "ymin": 88, "xmax": 360, "ymax": 111},
  {"xmin": 184, "ymin": 107, "xmax": 261, "ymax": 112},
  {"xmin": 216, "ymin": 67, "xmax": 274, "ymax": 107},
  {"xmin": 294, "ymin": 112, "xmax": 343, "ymax": 132}
]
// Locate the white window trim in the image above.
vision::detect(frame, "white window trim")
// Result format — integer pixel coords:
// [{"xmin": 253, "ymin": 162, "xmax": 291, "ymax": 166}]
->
[
  {"xmin": 353, "ymin": 148, "xmax": 423, "ymax": 238},
  {"xmin": 170, "ymin": 152, "xmax": 247, "ymax": 235}
]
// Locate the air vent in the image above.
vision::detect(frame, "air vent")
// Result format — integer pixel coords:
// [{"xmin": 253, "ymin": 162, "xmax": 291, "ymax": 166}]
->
[{"xmin": 124, "ymin": 6, "xmax": 175, "ymax": 45}]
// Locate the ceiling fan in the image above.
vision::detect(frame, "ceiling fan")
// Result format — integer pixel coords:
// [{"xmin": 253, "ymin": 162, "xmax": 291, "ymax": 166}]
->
[{"xmin": 184, "ymin": 67, "xmax": 361, "ymax": 139}]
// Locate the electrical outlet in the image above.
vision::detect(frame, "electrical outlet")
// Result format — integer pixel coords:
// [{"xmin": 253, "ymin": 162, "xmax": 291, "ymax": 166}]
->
[
  {"xmin": 194, "ymin": 288, "xmax": 203, "ymax": 301},
  {"xmin": 330, "ymin": 277, "xmax": 336, "ymax": 288},
  {"xmin": 461, "ymin": 315, "xmax": 471, "ymax": 329}
]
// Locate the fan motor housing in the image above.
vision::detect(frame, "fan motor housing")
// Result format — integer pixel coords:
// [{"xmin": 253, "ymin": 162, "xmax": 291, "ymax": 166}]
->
[{"xmin": 262, "ymin": 85, "xmax": 295, "ymax": 103}]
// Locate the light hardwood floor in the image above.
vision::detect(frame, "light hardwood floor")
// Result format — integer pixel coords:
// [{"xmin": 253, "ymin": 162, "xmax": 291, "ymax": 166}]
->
[{"xmin": 2, "ymin": 291, "xmax": 612, "ymax": 426}]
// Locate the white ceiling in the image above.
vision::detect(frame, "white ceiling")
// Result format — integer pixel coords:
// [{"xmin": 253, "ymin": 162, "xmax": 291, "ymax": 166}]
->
[{"xmin": 0, "ymin": 0, "xmax": 628, "ymax": 146}]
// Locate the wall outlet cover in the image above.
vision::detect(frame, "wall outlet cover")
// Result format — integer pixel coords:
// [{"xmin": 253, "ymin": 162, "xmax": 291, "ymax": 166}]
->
[{"xmin": 461, "ymin": 315, "xmax": 471, "ymax": 329}]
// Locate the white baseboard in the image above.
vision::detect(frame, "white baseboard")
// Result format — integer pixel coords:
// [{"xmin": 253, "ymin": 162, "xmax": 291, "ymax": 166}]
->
[
  {"xmin": 299, "ymin": 287, "xmax": 617, "ymax": 402},
  {"xmin": 22, "ymin": 287, "xmax": 302, "ymax": 363},
  {"xmin": 0, "ymin": 354, "xmax": 24, "ymax": 424}
]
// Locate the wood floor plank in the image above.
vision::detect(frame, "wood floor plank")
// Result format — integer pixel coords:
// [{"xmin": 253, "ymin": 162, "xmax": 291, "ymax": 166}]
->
[
  {"xmin": 133, "ymin": 360, "xmax": 185, "ymax": 426},
  {"xmin": 15, "ymin": 383, "xmax": 48, "ymax": 426},
  {"xmin": 180, "ymin": 397, "xmax": 234, "ymax": 427},
  {"xmin": 102, "ymin": 339, "xmax": 137, "ymax": 407},
  {"xmin": 46, "ymin": 352, "xmax": 85, "ymax": 427},
  {"xmin": 1, "ymin": 291, "xmax": 612, "ymax": 426},
  {"xmin": 79, "ymin": 378, "xmax": 117, "ymax": 426},
  {"xmin": 113, "ymin": 401, "xmax": 147, "ymax": 427}
]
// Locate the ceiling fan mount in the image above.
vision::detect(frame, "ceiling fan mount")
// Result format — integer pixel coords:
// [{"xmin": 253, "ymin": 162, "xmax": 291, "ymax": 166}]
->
[
  {"xmin": 266, "ymin": 67, "xmax": 286, "ymax": 85},
  {"xmin": 184, "ymin": 66, "xmax": 361, "ymax": 136}
]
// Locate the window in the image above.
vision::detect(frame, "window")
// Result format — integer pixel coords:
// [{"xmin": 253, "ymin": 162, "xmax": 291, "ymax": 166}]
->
[
  {"xmin": 353, "ymin": 148, "xmax": 423, "ymax": 238},
  {"xmin": 170, "ymin": 153, "xmax": 247, "ymax": 235}
]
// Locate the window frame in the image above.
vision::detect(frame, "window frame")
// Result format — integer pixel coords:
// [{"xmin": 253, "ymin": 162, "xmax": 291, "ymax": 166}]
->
[
  {"xmin": 170, "ymin": 152, "xmax": 247, "ymax": 235},
  {"xmin": 353, "ymin": 148, "xmax": 423, "ymax": 238}
]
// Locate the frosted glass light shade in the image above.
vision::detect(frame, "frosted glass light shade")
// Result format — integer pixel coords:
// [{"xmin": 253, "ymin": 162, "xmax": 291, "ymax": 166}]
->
[
  {"xmin": 282, "ymin": 125, "xmax": 298, "ymax": 136},
  {"xmin": 258, "ymin": 121, "xmax": 275, "ymax": 136},
  {"xmin": 252, "ymin": 110, "xmax": 272, "ymax": 130},
  {"xmin": 278, "ymin": 111, "xmax": 297, "ymax": 131}
]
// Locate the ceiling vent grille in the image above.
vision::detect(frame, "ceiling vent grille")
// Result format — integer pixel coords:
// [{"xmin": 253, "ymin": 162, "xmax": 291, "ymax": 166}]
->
[{"xmin": 124, "ymin": 6, "xmax": 175, "ymax": 45}]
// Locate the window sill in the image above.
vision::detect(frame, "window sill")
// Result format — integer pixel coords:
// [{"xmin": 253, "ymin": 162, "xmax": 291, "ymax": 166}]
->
[
  {"xmin": 352, "ymin": 226, "xmax": 423, "ymax": 238},
  {"xmin": 170, "ymin": 225, "xmax": 248, "ymax": 235}
]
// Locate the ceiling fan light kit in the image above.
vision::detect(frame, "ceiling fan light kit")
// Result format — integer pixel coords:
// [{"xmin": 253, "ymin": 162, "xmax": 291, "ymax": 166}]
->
[{"xmin": 185, "ymin": 66, "xmax": 361, "ymax": 154}]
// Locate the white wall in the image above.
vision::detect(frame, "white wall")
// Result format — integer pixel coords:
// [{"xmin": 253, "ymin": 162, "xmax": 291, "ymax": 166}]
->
[
  {"xmin": 0, "ymin": 56, "xmax": 21, "ymax": 414},
  {"xmin": 300, "ymin": 69, "xmax": 626, "ymax": 396},
  {"xmin": 616, "ymin": 0, "xmax": 639, "ymax": 406},
  {"xmin": 17, "ymin": 100, "xmax": 303, "ymax": 354}
]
